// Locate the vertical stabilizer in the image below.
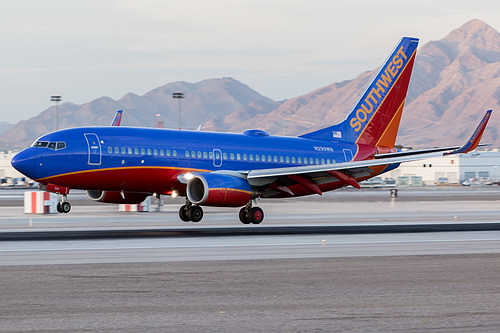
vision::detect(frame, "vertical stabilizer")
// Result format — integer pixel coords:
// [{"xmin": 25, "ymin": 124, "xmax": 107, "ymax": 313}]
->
[
  {"xmin": 110, "ymin": 110, "xmax": 123, "ymax": 126},
  {"xmin": 300, "ymin": 37, "xmax": 419, "ymax": 148}
]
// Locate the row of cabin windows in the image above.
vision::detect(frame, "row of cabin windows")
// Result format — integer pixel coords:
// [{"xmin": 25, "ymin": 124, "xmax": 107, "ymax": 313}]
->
[
  {"xmin": 107, "ymin": 147, "xmax": 178, "ymax": 157},
  {"xmin": 107, "ymin": 146, "xmax": 337, "ymax": 165}
]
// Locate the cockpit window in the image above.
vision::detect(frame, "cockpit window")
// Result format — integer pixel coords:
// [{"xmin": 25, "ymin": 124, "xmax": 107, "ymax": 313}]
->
[
  {"xmin": 32, "ymin": 140, "xmax": 66, "ymax": 151},
  {"xmin": 33, "ymin": 141, "xmax": 49, "ymax": 148}
]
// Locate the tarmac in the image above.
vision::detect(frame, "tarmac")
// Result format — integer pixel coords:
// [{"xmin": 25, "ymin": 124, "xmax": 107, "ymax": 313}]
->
[{"xmin": 1, "ymin": 186, "xmax": 500, "ymax": 332}]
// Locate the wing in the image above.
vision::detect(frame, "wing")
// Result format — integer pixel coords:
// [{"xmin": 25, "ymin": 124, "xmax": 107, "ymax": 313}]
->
[{"xmin": 244, "ymin": 110, "xmax": 492, "ymax": 196}]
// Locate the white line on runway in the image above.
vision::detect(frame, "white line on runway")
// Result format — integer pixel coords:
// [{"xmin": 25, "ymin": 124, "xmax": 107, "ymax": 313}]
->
[{"xmin": 2, "ymin": 237, "xmax": 500, "ymax": 253}]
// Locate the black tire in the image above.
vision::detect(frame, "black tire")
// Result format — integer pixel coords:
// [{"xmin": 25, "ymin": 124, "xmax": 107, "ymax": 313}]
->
[
  {"xmin": 56, "ymin": 202, "xmax": 63, "ymax": 213},
  {"xmin": 249, "ymin": 207, "xmax": 264, "ymax": 224},
  {"xmin": 179, "ymin": 205, "xmax": 190, "ymax": 222},
  {"xmin": 188, "ymin": 205, "xmax": 203, "ymax": 222},
  {"xmin": 61, "ymin": 202, "xmax": 71, "ymax": 213},
  {"xmin": 239, "ymin": 208, "xmax": 251, "ymax": 224}
]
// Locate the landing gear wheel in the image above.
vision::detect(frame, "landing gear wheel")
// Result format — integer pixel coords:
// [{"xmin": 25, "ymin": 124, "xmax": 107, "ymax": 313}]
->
[
  {"xmin": 239, "ymin": 207, "xmax": 251, "ymax": 224},
  {"xmin": 249, "ymin": 207, "xmax": 264, "ymax": 224},
  {"xmin": 60, "ymin": 202, "xmax": 71, "ymax": 213},
  {"xmin": 179, "ymin": 205, "xmax": 190, "ymax": 222},
  {"xmin": 188, "ymin": 205, "xmax": 204, "ymax": 222},
  {"xmin": 57, "ymin": 202, "xmax": 63, "ymax": 213}
]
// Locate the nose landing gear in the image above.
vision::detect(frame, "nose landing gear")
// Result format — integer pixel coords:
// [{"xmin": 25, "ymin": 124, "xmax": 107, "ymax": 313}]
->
[{"xmin": 56, "ymin": 194, "xmax": 71, "ymax": 213}]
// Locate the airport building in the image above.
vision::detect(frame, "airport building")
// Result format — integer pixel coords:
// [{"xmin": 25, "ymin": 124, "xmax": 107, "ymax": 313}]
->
[
  {"xmin": 0, "ymin": 151, "xmax": 26, "ymax": 186},
  {"xmin": 385, "ymin": 150, "xmax": 500, "ymax": 186}
]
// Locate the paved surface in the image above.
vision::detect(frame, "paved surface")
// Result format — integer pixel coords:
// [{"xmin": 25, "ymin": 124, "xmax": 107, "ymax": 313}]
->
[
  {"xmin": 1, "ymin": 255, "xmax": 500, "ymax": 333},
  {"xmin": 2, "ymin": 187, "xmax": 500, "ymax": 332}
]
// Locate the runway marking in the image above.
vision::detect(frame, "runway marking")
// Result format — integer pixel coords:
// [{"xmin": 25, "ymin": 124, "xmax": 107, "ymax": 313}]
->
[{"xmin": 2, "ymin": 237, "xmax": 500, "ymax": 253}]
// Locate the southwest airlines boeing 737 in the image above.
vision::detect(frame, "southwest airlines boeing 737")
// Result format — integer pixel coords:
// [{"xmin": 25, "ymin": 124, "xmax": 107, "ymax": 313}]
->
[{"xmin": 11, "ymin": 37, "xmax": 492, "ymax": 224}]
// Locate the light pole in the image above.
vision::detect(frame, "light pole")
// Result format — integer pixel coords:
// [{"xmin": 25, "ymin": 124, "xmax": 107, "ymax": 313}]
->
[
  {"xmin": 172, "ymin": 91, "xmax": 184, "ymax": 130},
  {"xmin": 50, "ymin": 95, "xmax": 61, "ymax": 130}
]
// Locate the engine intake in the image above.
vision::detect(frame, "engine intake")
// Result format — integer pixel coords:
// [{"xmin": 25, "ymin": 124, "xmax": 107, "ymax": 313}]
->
[
  {"xmin": 187, "ymin": 173, "xmax": 252, "ymax": 207},
  {"xmin": 87, "ymin": 190, "xmax": 148, "ymax": 204}
]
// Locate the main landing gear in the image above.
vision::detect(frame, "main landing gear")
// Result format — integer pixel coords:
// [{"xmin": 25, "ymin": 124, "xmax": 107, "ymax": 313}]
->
[
  {"xmin": 179, "ymin": 201, "xmax": 204, "ymax": 223},
  {"xmin": 56, "ymin": 194, "xmax": 71, "ymax": 214},
  {"xmin": 239, "ymin": 202, "xmax": 264, "ymax": 225},
  {"xmin": 178, "ymin": 200, "xmax": 265, "ymax": 224}
]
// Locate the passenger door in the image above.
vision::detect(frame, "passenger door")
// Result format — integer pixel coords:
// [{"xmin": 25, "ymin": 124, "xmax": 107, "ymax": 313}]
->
[{"xmin": 84, "ymin": 133, "xmax": 102, "ymax": 165}]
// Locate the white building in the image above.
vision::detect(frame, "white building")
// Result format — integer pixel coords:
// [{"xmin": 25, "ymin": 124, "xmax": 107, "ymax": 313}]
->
[
  {"xmin": 0, "ymin": 151, "xmax": 24, "ymax": 178},
  {"xmin": 386, "ymin": 150, "xmax": 500, "ymax": 185}
]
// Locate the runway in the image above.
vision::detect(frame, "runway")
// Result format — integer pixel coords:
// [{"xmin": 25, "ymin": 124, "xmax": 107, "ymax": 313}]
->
[{"xmin": 1, "ymin": 187, "xmax": 500, "ymax": 332}]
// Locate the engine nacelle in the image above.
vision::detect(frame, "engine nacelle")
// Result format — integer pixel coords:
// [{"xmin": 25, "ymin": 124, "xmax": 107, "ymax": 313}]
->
[
  {"xmin": 187, "ymin": 173, "xmax": 252, "ymax": 207},
  {"xmin": 87, "ymin": 190, "xmax": 149, "ymax": 204}
]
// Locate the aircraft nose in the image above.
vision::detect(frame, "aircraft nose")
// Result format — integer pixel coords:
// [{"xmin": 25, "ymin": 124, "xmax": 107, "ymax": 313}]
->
[{"xmin": 11, "ymin": 148, "xmax": 37, "ymax": 178}]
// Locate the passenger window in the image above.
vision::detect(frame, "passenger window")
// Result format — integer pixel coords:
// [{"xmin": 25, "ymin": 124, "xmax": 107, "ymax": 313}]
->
[
  {"xmin": 315, "ymin": 158, "xmax": 320, "ymax": 164},
  {"xmin": 267, "ymin": 155, "xmax": 272, "ymax": 162},
  {"xmin": 249, "ymin": 154, "xmax": 254, "ymax": 161},
  {"xmin": 230, "ymin": 153, "xmax": 234, "ymax": 160},
  {"xmin": 298, "ymin": 157, "xmax": 302, "ymax": 164},
  {"xmin": 327, "ymin": 159, "xmax": 330, "ymax": 164},
  {"xmin": 256, "ymin": 155, "xmax": 260, "ymax": 161},
  {"xmin": 209, "ymin": 152, "xmax": 213, "ymax": 159},
  {"xmin": 197, "ymin": 151, "xmax": 202, "ymax": 158},
  {"xmin": 160, "ymin": 150, "xmax": 164, "ymax": 156},
  {"xmin": 121, "ymin": 147, "xmax": 126, "ymax": 154},
  {"xmin": 203, "ymin": 151, "xmax": 208, "ymax": 159},
  {"xmin": 321, "ymin": 159, "xmax": 325, "ymax": 164},
  {"xmin": 292, "ymin": 157, "xmax": 296, "ymax": 163},
  {"xmin": 191, "ymin": 151, "xmax": 195, "ymax": 158},
  {"xmin": 304, "ymin": 158, "xmax": 308, "ymax": 165},
  {"xmin": 134, "ymin": 148, "xmax": 139, "ymax": 155},
  {"xmin": 279, "ymin": 156, "xmax": 284, "ymax": 163},
  {"xmin": 154, "ymin": 149, "xmax": 158, "ymax": 156},
  {"xmin": 147, "ymin": 149, "xmax": 152, "ymax": 155},
  {"xmin": 185, "ymin": 151, "xmax": 190, "ymax": 158},
  {"xmin": 243, "ymin": 154, "xmax": 247, "ymax": 161},
  {"xmin": 237, "ymin": 153, "xmax": 241, "ymax": 160},
  {"xmin": 223, "ymin": 153, "xmax": 227, "ymax": 159},
  {"xmin": 108, "ymin": 147, "xmax": 112, "ymax": 153},
  {"xmin": 309, "ymin": 158, "xmax": 314, "ymax": 164},
  {"xmin": 166, "ymin": 150, "xmax": 170, "ymax": 156},
  {"xmin": 114, "ymin": 147, "xmax": 119, "ymax": 154},
  {"xmin": 141, "ymin": 148, "xmax": 146, "ymax": 155},
  {"xmin": 173, "ymin": 150, "xmax": 177, "ymax": 157},
  {"xmin": 273, "ymin": 156, "xmax": 278, "ymax": 163}
]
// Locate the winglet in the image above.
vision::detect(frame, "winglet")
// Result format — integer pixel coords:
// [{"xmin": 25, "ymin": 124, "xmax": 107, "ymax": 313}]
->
[
  {"xmin": 110, "ymin": 110, "xmax": 123, "ymax": 126},
  {"xmin": 446, "ymin": 110, "xmax": 492, "ymax": 155}
]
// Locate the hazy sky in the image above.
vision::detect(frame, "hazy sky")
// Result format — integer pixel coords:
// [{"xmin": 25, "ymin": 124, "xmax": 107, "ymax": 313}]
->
[{"xmin": 1, "ymin": 0, "xmax": 500, "ymax": 124}]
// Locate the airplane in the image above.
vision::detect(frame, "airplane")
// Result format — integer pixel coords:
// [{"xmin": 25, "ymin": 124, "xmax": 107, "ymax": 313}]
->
[{"xmin": 11, "ymin": 37, "xmax": 492, "ymax": 224}]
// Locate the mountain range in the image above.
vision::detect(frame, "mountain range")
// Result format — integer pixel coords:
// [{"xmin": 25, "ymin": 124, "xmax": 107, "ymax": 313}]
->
[{"xmin": 1, "ymin": 19, "xmax": 499, "ymax": 150}]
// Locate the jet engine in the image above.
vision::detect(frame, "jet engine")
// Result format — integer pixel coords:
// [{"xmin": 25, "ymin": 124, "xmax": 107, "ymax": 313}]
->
[
  {"xmin": 187, "ymin": 173, "xmax": 253, "ymax": 207},
  {"xmin": 86, "ymin": 190, "xmax": 149, "ymax": 204}
]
